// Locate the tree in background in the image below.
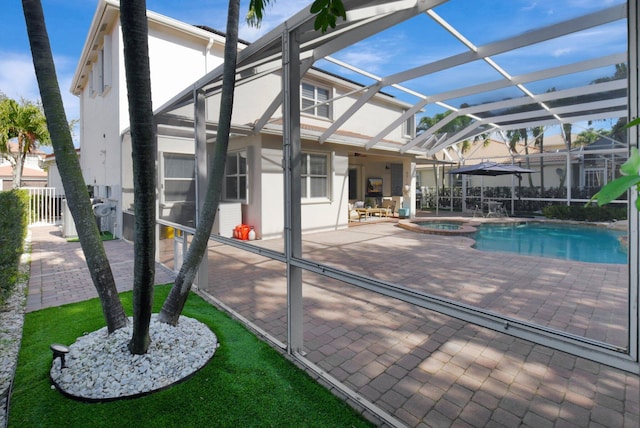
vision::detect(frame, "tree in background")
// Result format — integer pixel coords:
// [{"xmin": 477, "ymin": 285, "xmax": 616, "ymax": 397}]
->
[
  {"xmin": 417, "ymin": 107, "xmax": 489, "ymax": 156},
  {"xmin": 574, "ymin": 128, "xmax": 604, "ymax": 147},
  {"xmin": 0, "ymin": 97, "xmax": 50, "ymax": 189}
]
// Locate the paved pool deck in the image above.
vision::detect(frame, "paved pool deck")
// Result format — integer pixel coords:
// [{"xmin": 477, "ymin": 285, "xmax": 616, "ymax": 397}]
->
[{"xmin": 25, "ymin": 221, "xmax": 639, "ymax": 427}]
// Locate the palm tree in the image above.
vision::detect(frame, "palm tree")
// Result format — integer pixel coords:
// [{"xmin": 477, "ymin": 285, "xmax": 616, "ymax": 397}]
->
[
  {"xmin": 574, "ymin": 128, "xmax": 602, "ymax": 146},
  {"xmin": 22, "ymin": 0, "xmax": 128, "ymax": 333},
  {"xmin": 158, "ymin": 0, "xmax": 242, "ymax": 324},
  {"xmin": 507, "ymin": 128, "xmax": 536, "ymax": 188},
  {"xmin": 120, "ymin": 0, "xmax": 157, "ymax": 354},
  {"xmin": 418, "ymin": 108, "xmax": 489, "ymax": 156},
  {"xmin": 159, "ymin": 0, "xmax": 346, "ymax": 324},
  {"xmin": 25, "ymin": 0, "xmax": 347, "ymax": 350},
  {"xmin": 0, "ymin": 97, "xmax": 50, "ymax": 189},
  {"xmin": 531, "ymin": 125, "xmax": 545, "ymax": 194}
]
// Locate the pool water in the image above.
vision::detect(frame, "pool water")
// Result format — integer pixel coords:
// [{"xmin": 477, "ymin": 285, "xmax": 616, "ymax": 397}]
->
[
  {"xmin": 473, "ymin": 223, "xmax": 627, "ymax": 264},
  {"xmin": 415, "ymin": 221, "xmax": 462, "ymax": 230}
]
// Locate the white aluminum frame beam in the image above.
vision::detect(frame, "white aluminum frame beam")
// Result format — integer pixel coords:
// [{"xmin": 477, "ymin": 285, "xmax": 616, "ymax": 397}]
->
[
  {"xmin": 319, "ymin": 6, "xmax": 626, "ymax": 153},
  {"xmin": 153, "ymin": 0, "xmax": 638, "ymax": 376}
]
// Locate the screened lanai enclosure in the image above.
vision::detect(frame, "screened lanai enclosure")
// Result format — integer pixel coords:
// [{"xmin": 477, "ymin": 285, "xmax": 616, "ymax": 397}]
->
[{"xmin": 120, "ymin": 1, "xmax": 638, "ymax": 423}]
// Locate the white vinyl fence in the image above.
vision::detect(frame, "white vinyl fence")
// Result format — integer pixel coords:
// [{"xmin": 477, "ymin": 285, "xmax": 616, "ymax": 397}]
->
[{"xmin": 23, "ymin": 187, "xmax": 62, "ymax": 225}]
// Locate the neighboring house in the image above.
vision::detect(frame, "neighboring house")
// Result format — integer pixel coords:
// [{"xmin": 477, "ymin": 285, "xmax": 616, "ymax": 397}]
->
[
  {"xmin": 73, "ymin": 0, "xmax": 421, "ymax": 240},
  {"xmin": 0, "ymin": 142, "xmax": 48, "ymax": 190},
  {"xmin": 416, "ymin": 133, "xmax": 626, "ymax": 193}
]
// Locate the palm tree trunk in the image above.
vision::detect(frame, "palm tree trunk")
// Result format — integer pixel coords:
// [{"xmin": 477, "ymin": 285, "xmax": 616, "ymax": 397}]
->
[
  {"xmin": 22, "ymin": 0, "xmax": 127, "ymax": 333},
  {"xmin": 121, "ymin": 0, "xmax": 156, "ymax": 354},
  {"xmin": 539, "ymin": 137, "xmax": 545, "ymax": 196},
  {"xmin": 158, "ymin": 0, "xmax": 241, "ymax": 325},
  {"xmin": 12, "ymin": 141, "xmax": 24, "ymax": 189}
]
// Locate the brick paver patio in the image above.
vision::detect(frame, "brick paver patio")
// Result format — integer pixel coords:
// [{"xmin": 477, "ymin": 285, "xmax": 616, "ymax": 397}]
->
[{"xmin": 27, "ymin": 222, "xmax": 639, "ymax": 427}]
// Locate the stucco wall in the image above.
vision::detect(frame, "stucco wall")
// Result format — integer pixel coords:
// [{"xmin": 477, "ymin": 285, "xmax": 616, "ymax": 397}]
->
[
  {"xmin": 79, "ymin": 19, "xmax": 224, "ymax": 191},
  {"xmin": 258, "ymin": 135, "xmax": 350, "ymax": 240}
]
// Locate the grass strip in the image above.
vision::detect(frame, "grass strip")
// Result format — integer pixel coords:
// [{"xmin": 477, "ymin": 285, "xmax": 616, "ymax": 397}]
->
[
  {"xmin": 9, "ymin": 284, "xmax": 372, "ymax": 427},
  {"xmin": 65, "ymin": 231, "xmax": 115, "ymax": 242}
]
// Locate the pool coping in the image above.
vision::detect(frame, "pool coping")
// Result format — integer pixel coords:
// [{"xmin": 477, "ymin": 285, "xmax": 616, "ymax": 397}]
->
[
  {"xmin": 396, "ymin": 219, "xmax": 480, "ymax": 235},
  {"xmin": 396, "ymin": 217, "xmax": 628, "ymax": 237}
]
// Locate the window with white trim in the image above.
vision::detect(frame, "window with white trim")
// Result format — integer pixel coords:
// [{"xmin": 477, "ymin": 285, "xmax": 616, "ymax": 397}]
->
[
  {"xmin": 161, "ymin": 153, "xmax": 195, "ymax": 205},
  {"xmin": 224, "ymin": 151, "xmax": 247, "ymax": 202},
  {"xmin": 301, "ymin": 152, "xmax": 329, "ymax": 199},
  {"xmin": 403, "ymin": 110, "xmax": 415, "ymax": 138},
  {"xmin": 301, "ymin": 82, "xmax": 331, "ymax": 118},
  {"xmin": 585, "ymin": 168, "xmax": 605, "ymax": 188},
  {"xmin": 89, "ymin": 35, "xmax": 112, "ymax": 97}
]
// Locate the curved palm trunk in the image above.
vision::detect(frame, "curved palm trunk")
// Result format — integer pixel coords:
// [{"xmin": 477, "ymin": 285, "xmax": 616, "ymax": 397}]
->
[
  {"xmin": 539, "ymin": 137, "xmax": 545, "ymax": 195},
  {"xmin": 560, "ymin": 123, "xmax": 573, "ymax": 190},
  {"xmin": 158, "ymin": 0, "xmax": 241, "ymax": 325},
  {"xmin": 121, "ymin": 0, "xmax": 156, "ymax": 354},
  {"xmin": 22, "ymin": 0, "xmax": 127, "ymax": 333},
  {"xmin": 521, "ymin": 133, "xmax": 534, "ymax": 189},
  {"xmin": 12, "ymin": 143, "xmax": 25, "ymax": 189}
]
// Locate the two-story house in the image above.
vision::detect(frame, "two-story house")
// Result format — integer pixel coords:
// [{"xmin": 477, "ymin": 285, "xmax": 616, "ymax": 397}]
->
[{"xmin": 71, "ymin": 0, "xmax": 422, "ymax": 241}]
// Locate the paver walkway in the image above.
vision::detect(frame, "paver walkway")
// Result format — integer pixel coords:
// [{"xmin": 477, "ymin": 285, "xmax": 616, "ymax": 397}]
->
[
  {"xmin": 26, "ymin": 223, "xmax": 639, "ymax": 427},
  {"xmin": 27, "ymin": 227, "xmax": 175, "ymax": 312}
]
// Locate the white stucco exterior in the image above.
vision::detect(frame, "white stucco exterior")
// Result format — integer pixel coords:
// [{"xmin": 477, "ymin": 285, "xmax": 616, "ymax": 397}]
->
[{"xmin": 72, "ymin": 0, "xmax": 421, "ymax": 241}]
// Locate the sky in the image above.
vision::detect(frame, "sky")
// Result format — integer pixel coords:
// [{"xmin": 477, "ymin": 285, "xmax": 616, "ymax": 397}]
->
[
  {"xmin": 1, "ymin": 0, "xmax": 628, "ymax": 142},
  {"xmin": 2, "ymin": 0, "xmax": 313, "ymax": 126}
]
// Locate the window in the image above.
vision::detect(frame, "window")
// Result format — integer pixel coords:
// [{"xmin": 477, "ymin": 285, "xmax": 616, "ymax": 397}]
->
[
  {"xmin": 301, "ymin": 82, "xmax": 331, "ymax": 118},
  {"xmin": 301, "ymin": 152, "xmax": 329, "ymax": 199},
  {"xmin": 101, "ymin": 35, "xmax": 112, "ymax": 91},
  {"xmin": 89, "ymin": 35, "xmax": 112, "ymax": 97},
  {"xmin": 224, "ymin": 151, "xmax": 247, "ymax": 202},
  {"xmin": 162, "ymin": 153, "xmax": 195, "ymax": 204},
  {"xmin": 585, "ymin": 168, "xmax": 605, "ymax": 189},
  {"xmin": 403, "ymin": 110, "xmax": 415, "ymax": 138}
]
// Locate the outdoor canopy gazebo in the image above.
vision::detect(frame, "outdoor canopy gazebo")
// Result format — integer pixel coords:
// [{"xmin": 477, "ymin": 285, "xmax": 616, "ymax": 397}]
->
[{"xmin": 448, "ymin": 161, "xmax": 535, "ymax": 215}]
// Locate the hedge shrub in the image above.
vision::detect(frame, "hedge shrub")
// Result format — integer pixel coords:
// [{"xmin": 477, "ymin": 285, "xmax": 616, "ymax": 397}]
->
[
  {"xmin": 0, "ymin": 190, "xmax": 29, "ymax": 305},
  {"xmin": 542, "ymin": 204, "xmax": 627, "ymax": 222}
]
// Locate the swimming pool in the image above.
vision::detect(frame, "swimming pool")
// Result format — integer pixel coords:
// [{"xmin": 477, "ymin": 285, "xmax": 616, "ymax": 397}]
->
[{"xmin": 473, "ymin": 222, "xmax": 627, "ymax": 264}]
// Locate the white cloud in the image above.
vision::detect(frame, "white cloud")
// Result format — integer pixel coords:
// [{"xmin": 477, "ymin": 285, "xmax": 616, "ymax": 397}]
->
[
  {"xmin": 0, "ymin": 52, "xmax": 39, "ymax": 101},
  {"xmin": 552, "ymin": 47, "xmax": 573, "ymax": 57},
  {"xmin": 0, "ymin": 50, "xmax": 80, "ymax": 142}
]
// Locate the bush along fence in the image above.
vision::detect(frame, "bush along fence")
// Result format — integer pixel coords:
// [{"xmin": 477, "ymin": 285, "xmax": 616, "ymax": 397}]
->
[
  {"xmin": 422, "ymin": 185, "xmax": 627, "ymax": 215},
  {"xmin": 0, "ymin": 190, "xmax": 29, "ymax": 305}
]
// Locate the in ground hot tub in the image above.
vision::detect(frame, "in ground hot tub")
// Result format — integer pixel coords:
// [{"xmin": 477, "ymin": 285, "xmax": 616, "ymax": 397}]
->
[{"xmin": 397, "ymin": 219, "xmax": 478, "ymax": 235}]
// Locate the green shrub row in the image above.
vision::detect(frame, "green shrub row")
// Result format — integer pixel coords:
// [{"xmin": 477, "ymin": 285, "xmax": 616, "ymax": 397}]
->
[
  {"xmin": 542, "ymin": 204, "xmax": 627, "ymax": 222},
  {"xmin": 0, "ymin": 190, "xmax": 29, "ymax": 305}
]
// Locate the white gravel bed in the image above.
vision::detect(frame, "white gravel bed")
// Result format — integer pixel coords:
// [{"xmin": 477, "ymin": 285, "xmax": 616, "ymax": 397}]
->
[
  {"xmin": 0, "ymin": 249, "xmax": 29, "ymax": 428},
  {"xmin": 50, "ymin": 315, "xmax": 218, "ymax": 401}
]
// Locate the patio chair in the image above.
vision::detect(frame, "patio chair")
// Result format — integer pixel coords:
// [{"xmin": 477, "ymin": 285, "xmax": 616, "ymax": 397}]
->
[{"xmin": 379, "ymin": 199, "xmax": 396, "ymax": 217}]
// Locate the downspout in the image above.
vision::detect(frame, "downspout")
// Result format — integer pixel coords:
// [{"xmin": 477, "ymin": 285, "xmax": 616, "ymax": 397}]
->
[{"xmin": 204, "ymin": 37, "xmax": 214, "ymax": 73}]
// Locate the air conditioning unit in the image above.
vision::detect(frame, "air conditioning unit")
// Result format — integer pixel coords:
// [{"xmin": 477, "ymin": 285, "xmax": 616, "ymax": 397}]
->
[
  {"xmin": 212, "ymin": 202, "xmax": 241, "ymax": 238},
  {"xmin": 92, "ymin": 200, "xmax": 117, "ymax": 235}
]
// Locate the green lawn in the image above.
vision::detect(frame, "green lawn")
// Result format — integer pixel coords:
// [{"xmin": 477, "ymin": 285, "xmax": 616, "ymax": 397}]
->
[{"xmin": 9, "ymin": 285, "xmax": 373, "ymax": 427}]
